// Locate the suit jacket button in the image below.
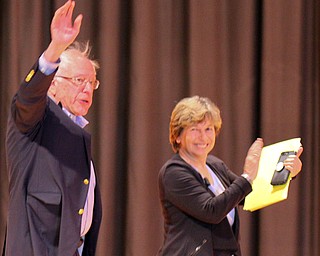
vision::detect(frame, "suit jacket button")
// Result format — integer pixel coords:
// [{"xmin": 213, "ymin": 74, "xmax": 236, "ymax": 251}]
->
[
  {"xmin": 25, "ymin": 69, "xmax": 35, "ymax": 82},
  {"xmin": 83, "ymin": 179, "xmax": 89, "ymax": 185},
  {"xmin": 78, "ymin": 209, "xmax": 84, "ymax": 215}
]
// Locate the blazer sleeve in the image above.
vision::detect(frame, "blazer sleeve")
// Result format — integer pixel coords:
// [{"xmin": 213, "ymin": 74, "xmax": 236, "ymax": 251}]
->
[
  {"xmin": 160, "ymin": 160, "xmax": 252, "ymax": 224},
  {"xmin": 12, "ymin": 61, "xmax": 56, "ymax": 133}
]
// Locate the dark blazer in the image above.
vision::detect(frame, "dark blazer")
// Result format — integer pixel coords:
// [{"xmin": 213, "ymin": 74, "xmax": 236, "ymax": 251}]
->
[
  {"xmin": 158, "ymin": 154, "xmax": 252, "ymax": 256},
  {"xmin": 4, "ymin": 62, "xmax": 102, "ymax": 256}
]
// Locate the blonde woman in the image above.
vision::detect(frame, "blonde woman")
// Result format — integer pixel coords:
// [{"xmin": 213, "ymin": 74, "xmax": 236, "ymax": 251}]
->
[{"xmin": 158, "ymin": 96, "xmax": 302, "ymax": 256}]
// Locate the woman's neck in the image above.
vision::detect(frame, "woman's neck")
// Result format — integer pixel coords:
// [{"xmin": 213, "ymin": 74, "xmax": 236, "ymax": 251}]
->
[
  {"xmin": 179, "ymin": 151, "xmax": 213, "ymax": 184},
  {"xmin": 179, "ymin": 152, "xmax": 207, "ymax": 170}
]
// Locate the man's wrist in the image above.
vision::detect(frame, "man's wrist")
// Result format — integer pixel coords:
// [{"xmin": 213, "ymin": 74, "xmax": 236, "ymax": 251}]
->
[{"xmin": 39, "ymin": 52, "xmax": 60, "ymax": 75}]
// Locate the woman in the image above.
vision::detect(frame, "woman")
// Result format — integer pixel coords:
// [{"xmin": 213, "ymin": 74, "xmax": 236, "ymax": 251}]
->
[{"xmin": 158, "ymin": 96, "xmax": 302, "ymax": 256}]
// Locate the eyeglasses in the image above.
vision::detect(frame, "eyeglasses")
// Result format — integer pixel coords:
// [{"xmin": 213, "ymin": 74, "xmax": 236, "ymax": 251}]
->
[{"xmin": 56, "ymin": 76, "xmax": 100, "ymax": 90}]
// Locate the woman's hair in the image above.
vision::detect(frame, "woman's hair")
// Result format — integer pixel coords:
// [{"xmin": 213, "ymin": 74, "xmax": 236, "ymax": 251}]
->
[{"xmin": 169, "ymin": 95, "xmax": 222, "ymax": 153}]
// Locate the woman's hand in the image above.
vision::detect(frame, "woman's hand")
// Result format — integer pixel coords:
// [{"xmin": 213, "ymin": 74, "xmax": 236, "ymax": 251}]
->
[
  {"xmin": 243, "ymin": 138, "xmax": 264, "ymax": 181},
  {"xmin": 284, "ymin": 146, "xmax": 303, "ymax": 177}
]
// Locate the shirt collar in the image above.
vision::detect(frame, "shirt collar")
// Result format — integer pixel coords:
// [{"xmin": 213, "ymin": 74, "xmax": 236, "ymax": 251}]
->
[
  {"xmin": 62, "ymin": 107, "xmax": 89, "ymax": 128},
  {"xmin": 48, "ymin": 96, "xmax": 89, "ymax": 128}
]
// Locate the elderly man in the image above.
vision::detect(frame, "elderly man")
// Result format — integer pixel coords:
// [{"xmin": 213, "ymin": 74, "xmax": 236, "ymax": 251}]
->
[{"xmin": 4, "ymin": 1, "xmax": 102, "ymax": 255}]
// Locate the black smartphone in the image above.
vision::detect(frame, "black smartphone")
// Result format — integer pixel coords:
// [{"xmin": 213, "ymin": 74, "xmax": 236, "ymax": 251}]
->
[{"xmin": 270, "ymin": 151, "xmax": 296, "ymax": 186}]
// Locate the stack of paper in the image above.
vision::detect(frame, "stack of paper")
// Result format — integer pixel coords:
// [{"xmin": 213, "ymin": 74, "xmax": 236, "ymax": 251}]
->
[{"xmin": 243, "ymin": 138, "xmax": 301, "ymax": 212}]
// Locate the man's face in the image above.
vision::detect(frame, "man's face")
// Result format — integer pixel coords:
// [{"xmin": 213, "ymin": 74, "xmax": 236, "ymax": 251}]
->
[{"xmin": 51, "ymin": 51, "xmax": 97, "ymax": 116}]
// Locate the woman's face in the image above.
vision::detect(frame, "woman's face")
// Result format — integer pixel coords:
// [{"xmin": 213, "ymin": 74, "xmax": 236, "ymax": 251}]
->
[{"xmin": 177, "ymin": 118, "xmax": 216, "ymax": 162}]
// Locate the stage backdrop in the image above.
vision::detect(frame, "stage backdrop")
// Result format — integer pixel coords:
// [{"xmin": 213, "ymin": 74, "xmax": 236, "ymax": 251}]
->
[{"xmin": 0, "ymin": 1, "xmax": 319, "ymax": 255}]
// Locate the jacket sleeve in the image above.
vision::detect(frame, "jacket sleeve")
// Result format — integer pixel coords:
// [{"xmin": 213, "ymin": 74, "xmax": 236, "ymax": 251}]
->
[
  {"xmin": 12, "ymin": 62, "xmax": 56, "ymax": 133},
  {"xmin": 160, "ymin": 161, "xmax": 252, "ymax": 224}
]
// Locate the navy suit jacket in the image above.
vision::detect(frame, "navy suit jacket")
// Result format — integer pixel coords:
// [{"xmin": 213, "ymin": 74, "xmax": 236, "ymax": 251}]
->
[
  {"xmin": 4, "ymin": 62, "xmax": 102, "ymax": 256},
  {"xmin": 158, "ymin": 154, "xmax": 252, "ymax": 256}
]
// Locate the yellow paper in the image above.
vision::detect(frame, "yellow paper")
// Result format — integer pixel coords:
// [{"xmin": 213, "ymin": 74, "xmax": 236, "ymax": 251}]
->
[{"xmin": 243, "ymin": 138, "xmax": 301, "ymax": 211}]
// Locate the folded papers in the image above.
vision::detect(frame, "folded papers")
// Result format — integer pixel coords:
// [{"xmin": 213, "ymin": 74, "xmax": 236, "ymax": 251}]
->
[{"xmin": 243, "ymin": 138, "xmax": 301, "ymax": 212}]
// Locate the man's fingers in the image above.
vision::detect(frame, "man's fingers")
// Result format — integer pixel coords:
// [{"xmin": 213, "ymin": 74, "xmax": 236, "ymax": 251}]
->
[{"xmin": 73, "ymin": 14, "xmax": 83, "ymax": 33}]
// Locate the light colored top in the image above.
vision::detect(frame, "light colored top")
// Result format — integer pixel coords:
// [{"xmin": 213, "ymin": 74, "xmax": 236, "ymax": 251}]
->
[{"xmin": 200, "ymin": 165, "xmax": 235, "ymax": 226}]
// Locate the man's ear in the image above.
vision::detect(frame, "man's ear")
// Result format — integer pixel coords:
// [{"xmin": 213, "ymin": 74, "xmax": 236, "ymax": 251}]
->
[{"xmin": 48, "ymin": 79, "xmax": 57, "ymax": 97}]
